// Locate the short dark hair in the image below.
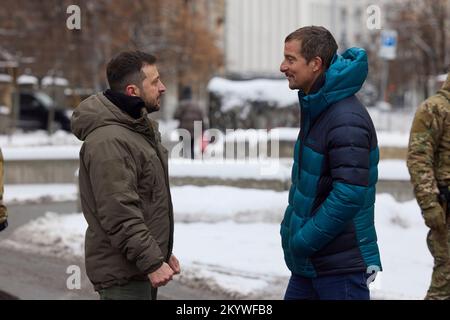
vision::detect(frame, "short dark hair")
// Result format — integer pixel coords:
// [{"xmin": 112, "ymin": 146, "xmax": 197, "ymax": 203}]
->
[
  {"xmin": 285, "ymin": 26, "xmax": 338, "ymax": 70},
  {"xmin": 106, "ymin": 51, "xmax": 156, "ymax": 92}
]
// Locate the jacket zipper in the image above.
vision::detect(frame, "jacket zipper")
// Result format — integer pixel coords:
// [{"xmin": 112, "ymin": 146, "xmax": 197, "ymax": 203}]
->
[{"xmin": 141, "ymin": 118, "xmax": 174, "ymax": 262}]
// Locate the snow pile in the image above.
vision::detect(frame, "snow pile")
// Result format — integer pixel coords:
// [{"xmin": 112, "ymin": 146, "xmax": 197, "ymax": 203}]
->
[
  {"xmin": 208, "ymin": 77, "xmax": 298, "ymax": 112},
  {"xmin": 0, "ymin": 74, "xmax": 12, "ymax": 82},
  {"xmin": 1, "ymin": 212, "xmax": 86, "ymax": 259},
  {"xmin": 0, "ymin": 106, "xmax": 10, "ymax": 115},
  {"xmin": 267, "ymin": 128, "xmax": 409, "ymax": 147},
  {"xmin": 42, "ymin": 76, "xmax": 69, "ymax": 87},
  {"xmin": 0, "ymin": 130, "xmax": 81, "ymax": 148},
  {"xmin": 2, "ymin": 145, "xmax": 81, "ymax": 161},
  {"xmin": 3, "ymin": 184, "xmax": 78, "ymax": 204},
  {"xmin": 17, "ymin": 75, "xmax": 38, "ymax": 85},
  {"xmin": 170, "ymin": 159, "xmax": 291, "ymax": 181}
]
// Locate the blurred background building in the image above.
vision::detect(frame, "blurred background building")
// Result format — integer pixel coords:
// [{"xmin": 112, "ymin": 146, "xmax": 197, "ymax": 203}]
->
[
  {"xmin": 0, "ymin": 0, "xmax": 449, "ymax": 132},
  {"xmin": 224, "ymin": 0, "xmax": 382, "ymax": 77}
]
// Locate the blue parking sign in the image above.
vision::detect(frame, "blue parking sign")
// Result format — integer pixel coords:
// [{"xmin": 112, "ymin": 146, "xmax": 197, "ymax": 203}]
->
[{"xmin": 379, "ymin": 30, "xmax": 398, "ymax": 60}]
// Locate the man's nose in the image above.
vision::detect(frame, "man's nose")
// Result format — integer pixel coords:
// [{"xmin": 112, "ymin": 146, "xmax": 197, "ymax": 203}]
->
[
  {"xmin": 159, "ymin": 82, "xmax": 166, "ymax": 93},
  {"xmin": 280, "ymin": 62, "xmax": 288, "ymax": 73}
]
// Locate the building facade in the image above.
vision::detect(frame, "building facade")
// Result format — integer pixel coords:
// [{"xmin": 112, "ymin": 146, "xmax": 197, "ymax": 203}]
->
[{"xmin": 224, "ymin": 0, "xmax": 385, "ymax": 77}]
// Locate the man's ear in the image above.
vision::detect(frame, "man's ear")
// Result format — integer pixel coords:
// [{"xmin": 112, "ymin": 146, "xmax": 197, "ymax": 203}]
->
[
  {"xmin": 311, "ymin": 56, "xmax": 324, "ymax": 73},
  {"xmin": 125, "ymin": 84, "xmax": 140, "ymax": 97}
]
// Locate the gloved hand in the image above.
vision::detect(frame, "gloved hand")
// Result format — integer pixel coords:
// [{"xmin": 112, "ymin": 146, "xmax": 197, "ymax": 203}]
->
[{"xmin": 423, "ymin": 205, "xmax": 446, "ymax": 230}]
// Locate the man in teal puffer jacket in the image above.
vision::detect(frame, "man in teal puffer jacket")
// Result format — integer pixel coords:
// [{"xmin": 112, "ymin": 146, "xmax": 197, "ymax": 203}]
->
[{"xmin": 279, "ymin": 26, "xmax": 381, "ymax": 300}]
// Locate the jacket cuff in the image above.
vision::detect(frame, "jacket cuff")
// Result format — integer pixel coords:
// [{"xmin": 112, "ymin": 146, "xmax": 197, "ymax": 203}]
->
[{"xmin": 143, "ymin": 259, "xmax": 164, "ymax": 275}]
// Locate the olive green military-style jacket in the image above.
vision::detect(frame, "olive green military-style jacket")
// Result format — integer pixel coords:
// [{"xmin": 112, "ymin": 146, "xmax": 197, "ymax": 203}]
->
[{"xmin": 407, "ymin": 74, "xmax": 450, "ymax": 211}]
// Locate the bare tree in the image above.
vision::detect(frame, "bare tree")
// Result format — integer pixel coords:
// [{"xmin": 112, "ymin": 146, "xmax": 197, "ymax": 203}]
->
[
  {"xmin": 386, "ymin": 0, "xmax": 449, "ymax": 98},
  {"xmin": 0, "ymin": 0, "xmax": 223, "ymax": 96}
]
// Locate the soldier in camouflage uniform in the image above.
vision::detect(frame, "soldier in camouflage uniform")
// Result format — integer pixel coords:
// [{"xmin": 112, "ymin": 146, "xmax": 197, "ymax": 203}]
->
[
  {"xmin": 407, "ymin": 72, "xmax": 450, "ymax": 300},
  {"xmin": 0, "ymin": 147, "xmax": 7, "ymax": 231}
]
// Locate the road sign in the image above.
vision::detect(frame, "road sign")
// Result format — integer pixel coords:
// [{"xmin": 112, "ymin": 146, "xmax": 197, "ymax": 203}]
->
[{"xmin": 379, "ymin": 30, "xmax": 398, "ymax": 60}]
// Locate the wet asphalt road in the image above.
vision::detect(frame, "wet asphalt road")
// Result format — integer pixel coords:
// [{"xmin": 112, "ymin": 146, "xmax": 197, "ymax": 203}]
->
[{"xmin": 0, "ymin": 201, "xmax": 233, "ymax": 300}]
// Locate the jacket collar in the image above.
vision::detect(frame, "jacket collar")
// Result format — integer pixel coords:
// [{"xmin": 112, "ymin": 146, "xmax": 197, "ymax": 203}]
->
[
  {"xmin": 104, "ymin": 89, "xmax": 144, "ymax": 120},
  {"xmin": 98, "ymin": 93, "xmax": 160, "ymax": 142}
]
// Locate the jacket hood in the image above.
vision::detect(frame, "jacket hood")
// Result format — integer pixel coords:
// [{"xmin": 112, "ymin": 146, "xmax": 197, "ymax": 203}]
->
[
  {"xmin": 71, "ymin": 93, "xmax": 158, "ymax": 141},
  {"xmin": 299, "ymin": 47, "xmax": 368, "ymax": 126}
]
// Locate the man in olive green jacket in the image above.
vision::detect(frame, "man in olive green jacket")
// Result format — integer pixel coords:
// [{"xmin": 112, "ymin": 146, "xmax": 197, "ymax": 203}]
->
[
  {"xmin": 71, "ymin": 51, "xmax": 180, "ymax": 300},
  {"xmin": 0, "ymin": 147, "xmax": 7, "ymax": 231},
  {"xmin": 407, "ymin": 72, "xmax": 450, "ymax": 299}
]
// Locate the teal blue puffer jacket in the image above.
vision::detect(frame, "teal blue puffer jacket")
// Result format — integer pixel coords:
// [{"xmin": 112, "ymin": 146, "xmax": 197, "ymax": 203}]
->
[{"xmin": 280, "ymin": 48, "xmax": 382, "ymax": 277}]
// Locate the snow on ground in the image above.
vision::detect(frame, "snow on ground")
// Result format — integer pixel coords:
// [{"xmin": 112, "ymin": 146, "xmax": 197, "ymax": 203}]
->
[
  {"xmin": 172, "ymin": 186, "xmax": 286, "ymax": 222},
  {"xmin": 1, "ymin": 212, "xmax": 86, "ymax": 259},
  {"xmin": 0, "ymin": 183, "xmax": 432, "ymax": 300},
  {"xmin": 3, "ymin": 184, "xmax": 78, "ymax": 204},
  {"xmin": 174, "ymin": 221, "xmax": 289, "ymax": 298},
  {"xmin": 169, "ymin": 159, "xmax": 292, "ymax": 181},
  {"xmin": 372, "ymin": 194, "xmax": 431, "ymax": 300}
]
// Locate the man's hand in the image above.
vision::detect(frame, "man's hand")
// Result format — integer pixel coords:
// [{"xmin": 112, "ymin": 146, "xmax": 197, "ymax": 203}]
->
[
  {"xmin": 148, "ymin": 262, "xmax": 174, "ymax": 287},
  {"xmin": 423, "ymin": 205, "xmax": 446, "ymax": 230},
  {"xmin": 168, "ymin": 254, "xmax": 181, "ymax": 274}
]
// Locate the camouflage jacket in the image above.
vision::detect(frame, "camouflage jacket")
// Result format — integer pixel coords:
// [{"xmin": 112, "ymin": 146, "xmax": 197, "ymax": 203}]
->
[
  {"xmin": 407, "ymin": 74, "xmax": 450, "ymax": 211},
  {"xmin": 0, "ymin": 148, "xmax": 7, "ymax": 225}
]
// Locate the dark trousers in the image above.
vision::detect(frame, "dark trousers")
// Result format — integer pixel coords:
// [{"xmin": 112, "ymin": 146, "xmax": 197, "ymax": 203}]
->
[
  {"xmin": 284, "ymin": 272, "xmax": 370, "ymax": 300},
  {"xmin": 98, "ymin": 281, "xmax": 158, "ymax": 300}
]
